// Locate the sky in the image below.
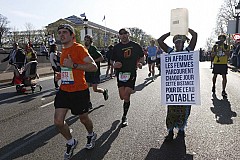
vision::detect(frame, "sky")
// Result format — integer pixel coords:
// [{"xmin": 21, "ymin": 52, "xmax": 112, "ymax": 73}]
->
[{"xmin": 1, "ymin": 0, "xmax": 223, "ymax": 49}]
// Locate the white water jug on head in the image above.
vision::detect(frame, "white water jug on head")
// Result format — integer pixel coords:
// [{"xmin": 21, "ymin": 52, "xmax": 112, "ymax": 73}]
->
[{"xmin": 170, "ymin": 8, "xmax": 189, "ymax": 36}]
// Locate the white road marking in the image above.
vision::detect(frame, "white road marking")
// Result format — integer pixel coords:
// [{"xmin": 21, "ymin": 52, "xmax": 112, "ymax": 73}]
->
[{"xmin": 40, "ymin": 101, "xmax": 54, "ymax": 108}]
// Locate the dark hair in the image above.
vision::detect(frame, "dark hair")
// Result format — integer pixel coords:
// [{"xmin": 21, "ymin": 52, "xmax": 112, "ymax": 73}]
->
[
  {"xmin": 108, "ymin": 45, "xmax": 113, "ymax": 49},
  {"xmin": 84, "ymin": 35, "xmax": 93, "ymax": 43},
  {"xmin": 49, "ymin": 44, "xmax": 57, "ymax": 53}
]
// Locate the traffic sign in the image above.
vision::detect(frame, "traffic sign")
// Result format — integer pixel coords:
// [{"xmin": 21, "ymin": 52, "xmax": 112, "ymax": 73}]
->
[{"xmin": 232, "ymin": 33, "xmax": 240, "ymax": 40}]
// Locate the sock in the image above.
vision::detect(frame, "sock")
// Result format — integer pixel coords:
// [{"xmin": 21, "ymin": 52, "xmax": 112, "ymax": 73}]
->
[
  {"xmin": 67, "ymin": 138, "xmax": 74, "ymax": 145},
  {"xmin": 123, "ymin": 101, "xmax": 130, "ymax": 117},
  {"xmin": 88, "ymin": 132, "xmax": 94, "ymax": 136}
]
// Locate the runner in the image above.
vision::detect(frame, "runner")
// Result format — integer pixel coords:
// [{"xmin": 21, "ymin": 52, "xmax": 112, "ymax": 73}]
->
[
  {"xmin": 147, "ymin": 40, "xmax": 157, "ymax": 80},
  {"xmin": 156, "ymin": 45, "xmax": 163, "ymax": 75},
  {"xmin": 84, "ymin": 35, "xmax": 109, "ymax": 109},
  {"xmin": 158, "ymin": 28, "xmax": 197, "ymax": 141},
  {"xmin": 111, "ymin": 28, "xmax": 144, "ymax": 127},
  {"xmin": 54, "ymin": 24, "xmax": 98, "ymax": 159},
  {"xmin": 211, "ymin": 34, "xmax": 230, "ymax": 98}
]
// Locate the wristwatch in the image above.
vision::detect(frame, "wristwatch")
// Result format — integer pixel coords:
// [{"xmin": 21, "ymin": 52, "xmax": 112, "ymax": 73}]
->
[{"xmin": 73, "ymin": 63, "xmax": 78, "ymax": 69}]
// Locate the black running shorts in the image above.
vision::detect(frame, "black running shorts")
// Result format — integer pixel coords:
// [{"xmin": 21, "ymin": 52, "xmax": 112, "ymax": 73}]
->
[
  {"xmin": 117, "ymin": 76, "xmax": 136, "ymax": 89},
  {"xmin": 212, "ymin": 64, "xmax": 228, "ymax": 75},
  {"xmin": 54, "ymin": 89, "xmax": 90, "ymax": 115}
]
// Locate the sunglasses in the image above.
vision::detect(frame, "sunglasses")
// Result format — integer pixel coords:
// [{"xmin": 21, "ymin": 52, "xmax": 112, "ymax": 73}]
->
[{"xmin": 119, "ymin": 32, "xmax": 128, "ymax": 35}]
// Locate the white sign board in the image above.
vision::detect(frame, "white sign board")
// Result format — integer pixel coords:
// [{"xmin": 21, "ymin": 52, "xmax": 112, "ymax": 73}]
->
[{"xmin": 160, "ymin": 51, "xmax": 201, "ymax": 105}]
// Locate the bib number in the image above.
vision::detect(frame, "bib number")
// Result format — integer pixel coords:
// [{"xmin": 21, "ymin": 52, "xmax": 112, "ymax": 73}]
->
[
  {"xmin": 217, "ymin": 51, "xmax": 225, "ymax": 56},
  {"xmin": 61, "ymin": 67, "xmax": 74, "ymax": 84},
  {"xmin": 151, "ymin": 56, "xmax": 156, "ymax": 61},
  {"xmin": 119, "ymin": 72, "xmax": 131, "ymax": 82}
]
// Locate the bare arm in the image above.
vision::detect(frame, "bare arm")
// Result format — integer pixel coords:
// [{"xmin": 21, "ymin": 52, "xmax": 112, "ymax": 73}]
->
[
  {"xmin": 188, "ymin": 28, "xmax": 198, "ymax": 51},
  {"xmin": 94, "ymin": 55, "xmax": 104, "ymax": 62},
  {"xmin": 157, "ymin": 32, "xmax": 171, "ymax": 53},
  {"xmin": 63, "ymin": 54, "xmax": 98, "ymax": 72}
]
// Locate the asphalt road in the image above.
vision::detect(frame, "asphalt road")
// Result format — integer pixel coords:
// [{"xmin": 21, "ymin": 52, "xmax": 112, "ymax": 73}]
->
[{"xmin": 0, "ymin": 62, "xmax": 239, "ymax": 160}]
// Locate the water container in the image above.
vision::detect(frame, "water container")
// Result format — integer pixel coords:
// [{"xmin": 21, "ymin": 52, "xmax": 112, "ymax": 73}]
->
[{"xmin": 170, "ymin": 8, "xmax": 189, "ymax": 36}]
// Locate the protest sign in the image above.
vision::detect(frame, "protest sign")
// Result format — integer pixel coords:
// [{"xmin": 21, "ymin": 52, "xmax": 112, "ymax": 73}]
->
[{"xmin": 160, "ymin": 51, "xmax": 200, "ymax": 105}]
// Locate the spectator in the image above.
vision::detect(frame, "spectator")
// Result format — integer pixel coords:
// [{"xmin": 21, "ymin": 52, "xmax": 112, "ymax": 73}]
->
[{"xmin": 1, "ymin": 42, "xmax": 26, "ymax": 85}]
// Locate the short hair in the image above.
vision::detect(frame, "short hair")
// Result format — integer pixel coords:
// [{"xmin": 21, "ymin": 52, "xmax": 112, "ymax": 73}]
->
[
  {"xmin": 84, "ymin": 34, "xmax": 93, "ymax": 43},
  {"xmin": 57, "ymin": 24, "xmax": 75, "ymax": 35}
]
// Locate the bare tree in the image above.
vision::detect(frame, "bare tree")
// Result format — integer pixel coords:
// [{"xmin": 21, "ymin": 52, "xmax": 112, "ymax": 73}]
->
[
  {"xmin": 205, "ymin": 0, "xmax": 238, "ymax": 49},
  {"xmin": 25, "ymin": 22, "xmax": 35, "ymax": 44},
  {"xmin": 128, "ymin": 27, "xmax": 154, "ymax": 47},
  {"xmin": 0, "ymin": 14, "xmax": 10, "ymax": 47}
]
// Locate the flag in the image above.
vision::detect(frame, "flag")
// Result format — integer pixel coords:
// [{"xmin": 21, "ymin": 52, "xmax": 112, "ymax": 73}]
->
[
  {"xmin": 102, "ymin": 15, "xmax": 105, "ymax": 21},
  {"xmin": 80, "ymin": 13, "xmax": 86, "ymax": 17}
]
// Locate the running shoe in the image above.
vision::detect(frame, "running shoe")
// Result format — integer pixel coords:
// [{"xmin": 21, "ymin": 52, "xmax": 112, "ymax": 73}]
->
[
  {"xmin": 212, "ymin": 86, "xmax": 215, "ymax": 93},
  {"xmin": 177, "ymin": 130, "xmax": 185, "ymax": 137},
  {"xmin": 222, "ymin": 90, "xmax": 227, "ymax": 97},
  {"xmin": 148, "ymin": 72, "xmax": 151, "ymax": 77},
  {"xmin": 121, "ymin": 116, "xmax": 128, "ymax": 127},
  {"xmin": 164, "ymin": 130, "xmax": 174, "ymax": 142},
  {"xmin": 64, "ymin": 139, "xmax": 78, "ymax": 160},
  {"xmin": 89, "ymin": 101, "xmax": 93, "ymax": 110},
  {"xmin": 103, "ymin": 89, "xmax": 109, "ymax": 100},
  {"xmin": 85, "ymin": 132, "xmax": 97, "ymax": 150}
]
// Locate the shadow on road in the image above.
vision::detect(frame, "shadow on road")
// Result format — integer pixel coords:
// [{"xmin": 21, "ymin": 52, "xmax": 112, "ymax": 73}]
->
[
  {"xmin": 134, "ymin": 75, "xmax": 160, "ymax": 92},
  {"xmin": 72, "ymin": 120, "xmax": 121, "ymax": 160},
  {"xmin": 210, "ymin": 93, "xmax": 237, "ymax": 124},
  {"xmin": 145, "ymin": 135, "xmax": 193, "ymax": 160},
  {"xmin": 0, "ymin": 88, "xmax": 55, "ymax": 107},
  {"xmin": 0, "ymin": 115, "xmax": 79, "ymax": 160}
]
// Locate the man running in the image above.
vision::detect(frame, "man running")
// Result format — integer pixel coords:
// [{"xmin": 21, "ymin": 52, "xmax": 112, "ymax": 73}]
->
[
  {"xmin": 84, "ymin": 35, "xmax": 109, "ymax": 109},
  {"xmin": 211, "ymin": 34, "xmax": 230, "ymax": 98},
  {"xmin": 111, "ymin": 28, "xmax": 144, "ymax": 127},
  {"xmin": 147, "ymin": 40, "xmax": 157, "ymax": 79},
  {"xmin": 54, "ymin": 24, "xmax": 98, "ymax": 159}
]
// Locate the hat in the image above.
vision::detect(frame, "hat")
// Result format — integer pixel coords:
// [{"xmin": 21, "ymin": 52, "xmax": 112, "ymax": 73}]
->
[
  {"xmin": 218, "ymin": 34, "xmax": 226, "ymax": 40},
  {"xmin": 119, "ymin": 28, "xmax": 130, "ymax": 34},
  {"xmin": 58, "ymin": 24, "xmax": 75, "ymax": 34},
  {"xmin": 173, "ymin": 35, "xmax": 187, "ymax": 43}
]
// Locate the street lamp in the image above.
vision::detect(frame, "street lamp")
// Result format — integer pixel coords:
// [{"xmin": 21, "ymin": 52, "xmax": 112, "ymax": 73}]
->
[
  {"xmin": 83, "ymin": 17, "xmax": 88, "ymax": 35},
  {"xmin": 235, "ymin": 1, "xmax": 240, "ymax": 33}
]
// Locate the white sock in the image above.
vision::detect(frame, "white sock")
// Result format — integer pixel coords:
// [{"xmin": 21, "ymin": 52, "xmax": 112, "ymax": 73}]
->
[
  {"xmin": 67, "ymin": 138, "xmax": 74, "ymax": 145},
  {"xmin": 88, "ymin": 132, "xmax": 94, "ymax": 136}
]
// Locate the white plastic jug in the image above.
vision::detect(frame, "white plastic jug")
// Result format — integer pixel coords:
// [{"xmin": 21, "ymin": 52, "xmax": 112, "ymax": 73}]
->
[{"xmin": 170, "ymin": 8, "xmax": 189, "ymax": 36}]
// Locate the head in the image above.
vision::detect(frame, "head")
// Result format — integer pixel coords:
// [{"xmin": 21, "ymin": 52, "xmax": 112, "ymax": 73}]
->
[
  {"xmin": 173, "ymin": 35, "xmax": 187, "ymax": 51},
  {"xmin": 108, "ymin": 45, "xmax": 113, "ymax": 50},
  {"xmin": 150, "ymin": 40, "xmax": 155, "ymax": 46},
  {"xmin": 49, "ymin": 44, "xmax": 57, "ymax": 53},
  {"xmin": 218, "ymin": 34, "xmax": 226, "ymax": 43},
  {"xmin": 13, "ymin": 42, "xmax": 19, "ymax": 49},
  {"xmin": 118, "ymin": 28, "xmax": 130, "ymax": 44},
  {"xmin": 84, "ymin": 35, "xmax": 93, "ymax": 47},
  {"xmin": 57, "ymin": 24, "xmax": 75, "ymax": 46}
]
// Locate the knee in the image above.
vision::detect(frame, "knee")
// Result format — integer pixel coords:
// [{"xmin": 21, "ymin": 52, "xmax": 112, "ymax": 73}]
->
[
  {"xmin": 79, "ymin": 114, "xmax": 90, "ymax": 124},
  {"xmin": 54, "ymin": 118, "xmax": 65, "ymax": 128}
]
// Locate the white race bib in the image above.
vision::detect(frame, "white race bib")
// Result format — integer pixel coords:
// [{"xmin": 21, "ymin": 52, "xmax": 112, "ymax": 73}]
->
[
  {"xmin": 151, "ymin": 56, "xmax": 156, "ymax": 61},
  {"xmin": 61, "ymin": 67, "xmax": 74, "ymax": 84},
  {"xmin": 119, "ymin": 72, "xmax": 131, "ymax": 82},
  {"xmin": 217, "ymin": 51, "xmax": 225, "ymax": 57}
]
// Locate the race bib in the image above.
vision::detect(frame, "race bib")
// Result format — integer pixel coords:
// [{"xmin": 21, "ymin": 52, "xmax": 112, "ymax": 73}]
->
[
  {"xmin": 119, "ymin": 72, "xmax": 131, "ymax": 82},
  {"xmin": 217, "ymin": 51, "xmax": 225, "ymax": 57},
  {"xmin": 151, "ymin": 56, "xmax": 156, "ymax": 61},
  {"xmin": 61, "ymin": 67, "xmax": 74, "ymax": 84}
]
